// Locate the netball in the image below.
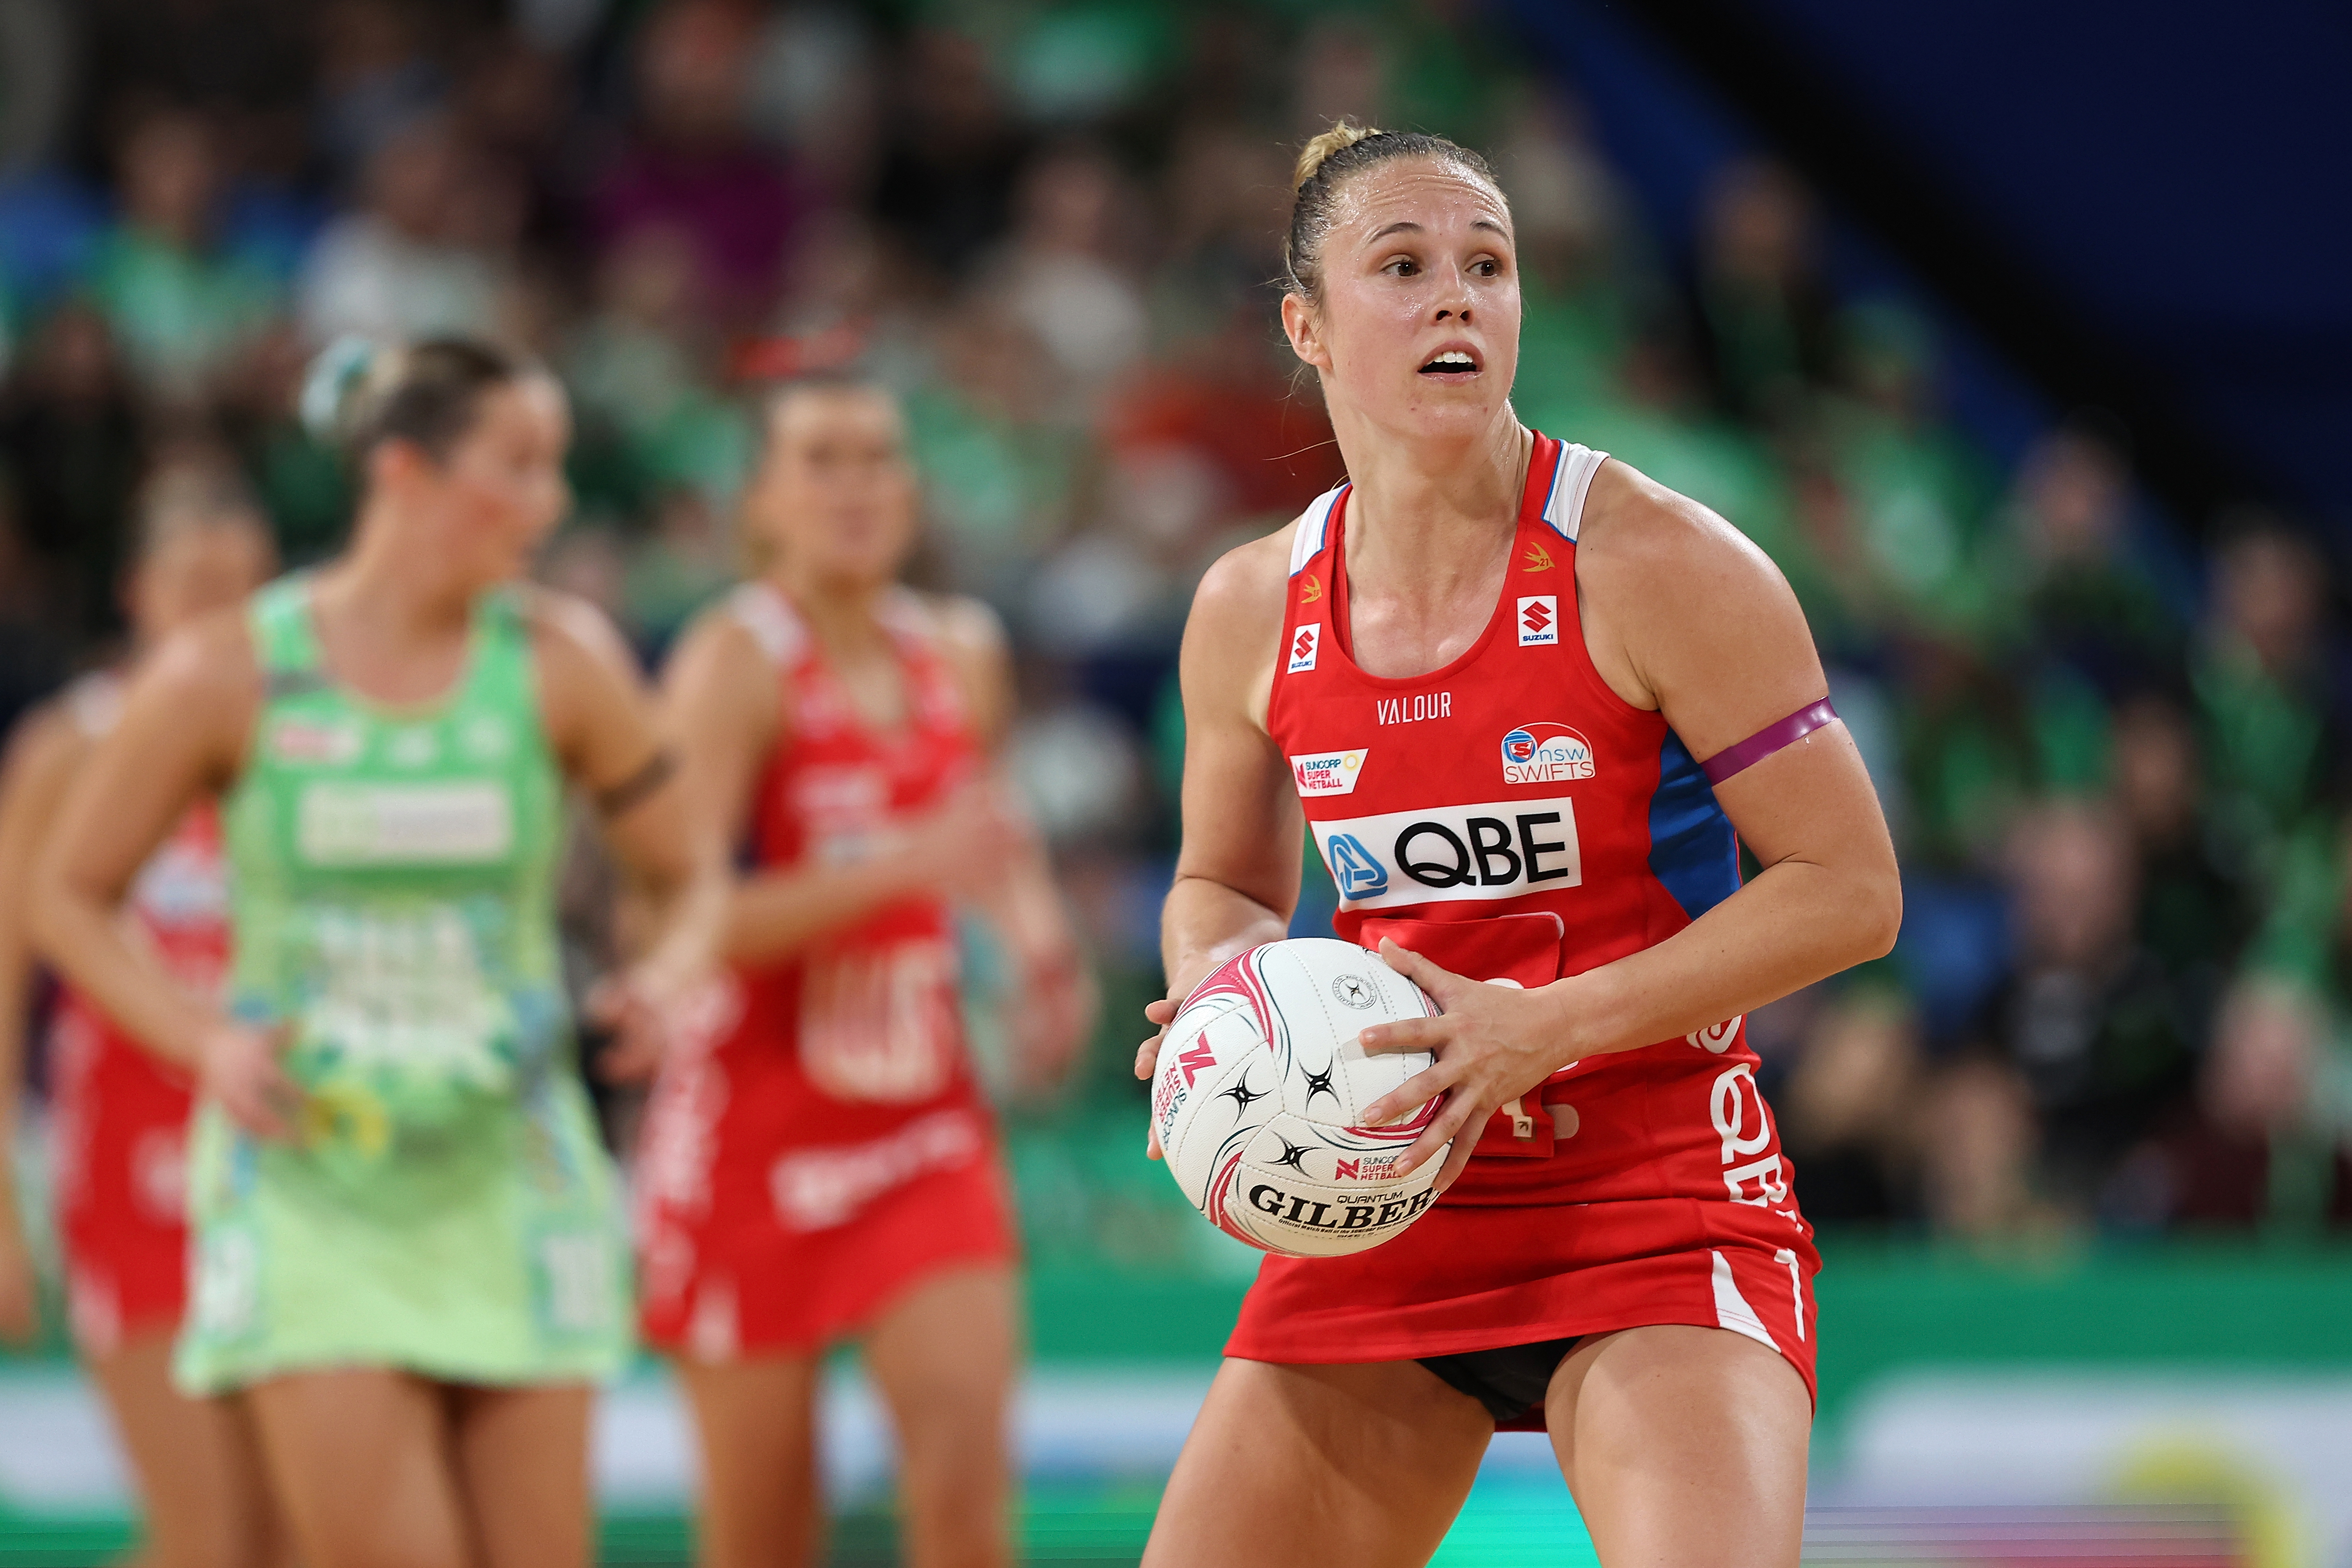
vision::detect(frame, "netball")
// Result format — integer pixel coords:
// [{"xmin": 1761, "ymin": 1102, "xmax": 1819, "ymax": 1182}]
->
[{"xmin": 1152, "ymin": 939, "xmax": 1447, "ymax": 1258}]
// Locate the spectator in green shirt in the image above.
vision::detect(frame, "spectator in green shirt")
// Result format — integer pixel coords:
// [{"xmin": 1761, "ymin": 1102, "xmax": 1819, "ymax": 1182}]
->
[{"xmin": 85, "ymin": 108, "xmax": 281, "ymax": 404}]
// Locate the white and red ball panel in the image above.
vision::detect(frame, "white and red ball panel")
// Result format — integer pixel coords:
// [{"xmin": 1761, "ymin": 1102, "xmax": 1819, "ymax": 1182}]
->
[
  {"xmin": 1153, "ymin": 939, "xmax": 1450, "ymax": 1258},
  {"xmin": 1248, "ymin": 938, "xmax": 1439, "ymax": 1129}
]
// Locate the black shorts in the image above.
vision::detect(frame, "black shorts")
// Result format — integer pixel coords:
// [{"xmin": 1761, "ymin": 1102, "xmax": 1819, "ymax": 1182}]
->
[{"xmin": 1418, "ymin": 1336, "xmax": 1581, "ymax": 1423}]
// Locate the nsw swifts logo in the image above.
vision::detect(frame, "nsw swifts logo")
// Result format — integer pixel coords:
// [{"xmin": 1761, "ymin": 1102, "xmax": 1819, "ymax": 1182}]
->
[
  {"xmin": 1287, "ymin": 624, "xmax": 1321, "ymax": 673},
  {"xmin": 1517, "ymin": 596, "xmax": 1559, "ymax": 646},
  {"xmin": 1290, "ymin": 749, "xmax": 1367, "ymax": 797},
  {"xmin": 1500, "ymin": 722, "xmax": 1596, "ymax": 785}
]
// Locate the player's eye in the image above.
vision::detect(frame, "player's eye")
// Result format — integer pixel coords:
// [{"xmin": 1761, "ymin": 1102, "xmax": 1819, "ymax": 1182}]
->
[{"xmin": 1384, "ymin": 257, "xmax": 1419, "ymax": 278}]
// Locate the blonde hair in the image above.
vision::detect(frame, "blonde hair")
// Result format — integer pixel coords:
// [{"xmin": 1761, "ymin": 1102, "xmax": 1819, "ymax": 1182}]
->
[{"xmin": 1284, "ymin": 119, "xmax": 1502, "ymax": 304}]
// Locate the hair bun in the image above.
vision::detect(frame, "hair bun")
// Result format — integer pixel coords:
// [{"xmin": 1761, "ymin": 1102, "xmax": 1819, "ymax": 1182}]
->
[
  {"xmin": 298, "ymin": 334, "xmax": 380, "ymax": 444},
  {"xmin": 1293, "ymin": 120, "xmax": 1384, "ymax": 191}
]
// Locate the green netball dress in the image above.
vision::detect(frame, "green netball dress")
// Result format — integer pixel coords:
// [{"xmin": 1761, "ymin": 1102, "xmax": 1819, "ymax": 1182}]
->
[{"xmin": 177, "ymin": 577, "xmax": 630, "ymax": 1393}]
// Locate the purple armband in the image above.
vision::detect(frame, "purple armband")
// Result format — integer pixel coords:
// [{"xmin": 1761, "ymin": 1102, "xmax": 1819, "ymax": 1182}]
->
[{"xmin": 1698, "ymin": 698, "xmax": 1839, "ymax": 785}]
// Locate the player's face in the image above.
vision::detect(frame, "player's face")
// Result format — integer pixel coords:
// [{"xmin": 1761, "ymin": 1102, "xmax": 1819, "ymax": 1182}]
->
[
  {"xmin": 1287, "ymin": 158, "xmax": 1521, "ymax": 440},
  {"xmin": 401, "ymin": 376, "xmax": 573, "ymax": 587},
  {"xmin": 752, "ymin": 390, "xmax": 918, "ymax": 591},
  {"xmin": 128, "ymin": 518, "xmax": 274, "ymax": 643}
]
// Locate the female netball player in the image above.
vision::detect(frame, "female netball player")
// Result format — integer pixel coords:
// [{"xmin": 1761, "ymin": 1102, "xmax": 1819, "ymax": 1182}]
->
[
  {"xmin": 1133, "ymin": 125, "xmax": 1901, "ymax": 1568},
  {"xmin": 32, "ymin": 338, "xmax": 726, "ymax": 1568},
  {"xmin": 0, "ymin": 460, "xmax": 279, "ymax": 1567},
  {"xmin": 636, "ymin": 374, "xmax": 1093, "ymax": 1568}
]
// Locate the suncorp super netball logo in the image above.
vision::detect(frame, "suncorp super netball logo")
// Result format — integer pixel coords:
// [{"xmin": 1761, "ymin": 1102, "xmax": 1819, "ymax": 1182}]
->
[
  {"xmin": 1290, "ymin": 749, "xmax": 1368, "ymax": 797},
  {"xmin": 1500, "ymin": 722, "xmax": 1597, "ymax": 785}
]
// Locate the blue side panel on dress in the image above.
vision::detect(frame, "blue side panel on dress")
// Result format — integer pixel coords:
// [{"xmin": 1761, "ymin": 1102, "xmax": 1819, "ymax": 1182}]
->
[{"xmin": 1648, "ymin": 729, "xmax": 1740, "ymax": 921}]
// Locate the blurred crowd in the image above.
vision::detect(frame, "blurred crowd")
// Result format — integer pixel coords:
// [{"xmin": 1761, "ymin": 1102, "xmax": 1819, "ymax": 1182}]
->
[{"xmin": 3, "ymin": 0, "xmax": 2350, "ymax": 1257}]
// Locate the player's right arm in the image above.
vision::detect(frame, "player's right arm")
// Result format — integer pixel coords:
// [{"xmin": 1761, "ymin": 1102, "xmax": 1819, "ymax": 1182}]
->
[
  {"xmin": 27, "ymin": 615, "xmax": 296, "ymax": 1138},
  {"xmin": 1136, "ymin": 530, "xmax": 1305, "ymax": 1087},
  {"xmin": 0, "ymin": 704, "xmax": 88, "ymax": 1341},
  {"xmin": 662, "ymin": 605, "xmax": 1023, "ymax": 969}
]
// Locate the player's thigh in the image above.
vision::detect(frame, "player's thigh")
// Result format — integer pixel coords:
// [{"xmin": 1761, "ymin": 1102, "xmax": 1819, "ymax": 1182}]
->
[
  {"xmin": 862, "ymin": 1263, "xmax": 1017, "ymax": 1466},
  {"xmin": 1142, "ymin": 1357, "xmax": 1492, "ymax": 1568},
  {"xmin": 673, "ymin": 1353, "xmax": 824, "ymax": 1568},
  {"xmin": 247, "ymin": 1367, "xmax": 469, "ymax": 1568},
  {"xmin": 446, "ymin": 1382, "xmax": 595, "ymax": 1568},
  {"xmin": 1546, "ymin": 1325, "xmax": 1811, "ymax": 1568},
  {"xmin": 88, "ymin": 1332, "xmax": 280, "ymax": 1568},
  {"xmin": 862, "ymin": 1264, "xmax": 1018, "ymax": 1564}
]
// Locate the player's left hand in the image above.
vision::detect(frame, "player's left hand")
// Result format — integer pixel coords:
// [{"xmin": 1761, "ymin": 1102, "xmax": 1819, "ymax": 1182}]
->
[
  {"xmin": 1358, "ymin": 940, "xmax": 1571, "ymax": 1193},
  {"xmin": 589, "ymin": 962, "xmax": 735, "ymax": 1082},
  {"xmin": 1013, "ymin": 945, "xmax": 1099, "ymax": 1093}
]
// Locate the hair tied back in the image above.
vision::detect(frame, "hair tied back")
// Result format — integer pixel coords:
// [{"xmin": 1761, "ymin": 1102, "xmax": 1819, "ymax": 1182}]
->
[
  {"xmin": 1293, "ymin": 120, "xmax": 1385, "ymax": 191},
  {"xmin": 299, "ymin": 334, "xmax": 379, "ymax": 444}
]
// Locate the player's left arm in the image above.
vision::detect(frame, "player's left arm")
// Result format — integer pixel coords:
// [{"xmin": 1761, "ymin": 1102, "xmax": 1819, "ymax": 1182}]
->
[
  {"xmin": 530, "ymin": 590, "xmax": 730, "ymax": 1079},
  {"xmin": 1364, "ymin": 463, "xmax": 1900, "ymax": 1188},
  {"xmin": 930, "ymin": 594, "xmax": 1098, "ymax": 1088}
]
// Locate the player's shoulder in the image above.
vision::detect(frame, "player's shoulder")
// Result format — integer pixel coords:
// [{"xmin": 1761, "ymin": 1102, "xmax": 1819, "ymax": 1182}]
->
[
  {"xmin": 142, "ymin": 603, "xmax": 264, "ymax": 708},
  {"xmin": 519, "ymin": 582, "xmax": 629, "ymax": 660},
  {"xmin": 666, "ymin": 584, "xmax": 776, "ymax": 676},
  {"xmin": 1190, "ymin": 508, "xmax": 1311, "ymax": 642},
  {"xmin": 1575, "ymin": 456, "xmax": 1785, "ymax": 598},
  {"xmin": 885, "ymin": 588, "xmax": 1006, "ymax": 663},
  {"xmin": 0, "ymin": 689, "xmax": 90, "ymax": 788}
]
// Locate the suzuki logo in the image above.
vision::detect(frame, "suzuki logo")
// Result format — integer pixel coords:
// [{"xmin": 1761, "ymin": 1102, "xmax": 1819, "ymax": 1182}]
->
[
  {"xmin": 1287, "ymin": 624, "xmax": 1320, "ymax": 673},
  {"xmin": 1516, "ymin": 595, "xmax": 1559, "ymax": 647},
  {"xmin": 1522, "ymin": 601, "xmax": 1552, "ymax": 636}
]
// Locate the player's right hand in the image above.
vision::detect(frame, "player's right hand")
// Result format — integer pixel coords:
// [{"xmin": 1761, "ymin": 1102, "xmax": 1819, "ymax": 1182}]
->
[
  {"xmin": 906, "ymin": 785, "xmax": 1027, "ymax": 901},
  {"xmin": 197, "ymin": 1020, "xmax": 303, "ymax": 1142},
  {"xmin": 1136, "ymin": 997, "xmax": 1180, "ymax": 1159}
]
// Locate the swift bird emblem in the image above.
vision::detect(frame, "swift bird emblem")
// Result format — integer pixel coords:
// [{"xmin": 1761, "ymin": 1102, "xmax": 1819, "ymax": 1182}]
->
[
  {"xmin": 1522, "ymin": 542, "xmax": 1555, "ymax": 573},
  {"xmin": 1300, "ymin": 573, "xmax": 1323, "ymax": 604}
]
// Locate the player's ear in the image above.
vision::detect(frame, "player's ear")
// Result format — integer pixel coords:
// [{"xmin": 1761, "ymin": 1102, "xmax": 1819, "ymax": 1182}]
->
[{"xmin": 1281, "ymin": 292, "xmax": 1329, "ymax": 371}]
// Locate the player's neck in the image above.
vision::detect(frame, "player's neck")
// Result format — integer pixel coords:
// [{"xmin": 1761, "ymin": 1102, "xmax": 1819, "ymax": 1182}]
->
[
  {"xmin": 322, "ymin": 520, "xmax": 478, "ymax": 646},
  {"xmin": 772, "ymin": 568, "xmax": 895, "ymax": 667},
  {"xmin": 1337, "ymin": 409, "xmax": 1529, "ymax": 593}
]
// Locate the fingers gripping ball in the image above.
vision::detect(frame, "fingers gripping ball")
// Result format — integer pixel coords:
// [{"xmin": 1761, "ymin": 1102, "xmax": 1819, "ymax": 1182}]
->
[{"xmin": 1151, "ymin": 939, "xmax": 1449, "ymax": 1257}]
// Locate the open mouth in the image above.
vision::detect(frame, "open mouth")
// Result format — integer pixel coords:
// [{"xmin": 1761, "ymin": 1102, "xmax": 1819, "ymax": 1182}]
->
[{"xmin": 1419, "ymin": 351, "xmax": 1480, "ymax": 376}]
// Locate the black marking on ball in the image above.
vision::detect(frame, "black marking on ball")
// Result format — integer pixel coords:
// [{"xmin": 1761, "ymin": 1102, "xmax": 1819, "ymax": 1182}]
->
[
  {"xmin": 1220, "ymin": 1077, "xmax": 1266, "ymax": 1118},
  {"xmin": 1273, "ymin": 1137, "xmax": 1311, "ymax": 1172},
  {"xmin": 1302, "ymin": 1063, "xmax": 1339, "ymax": 1106}
]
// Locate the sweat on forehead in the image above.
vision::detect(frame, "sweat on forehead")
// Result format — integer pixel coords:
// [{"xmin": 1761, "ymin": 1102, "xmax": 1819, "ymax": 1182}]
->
[{"xmin": 1336, "ymin": 161, "xmax": 1512, "ymax": 238}]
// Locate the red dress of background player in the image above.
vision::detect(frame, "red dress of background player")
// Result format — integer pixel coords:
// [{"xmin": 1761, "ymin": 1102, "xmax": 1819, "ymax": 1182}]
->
[
  {"xmin": 637, "ymin": 374, "xmax": 1093, "ymax": 1568},
  {"xmin": 0, "ymin": 463, "xmax": 280, "ymax": 1564}
]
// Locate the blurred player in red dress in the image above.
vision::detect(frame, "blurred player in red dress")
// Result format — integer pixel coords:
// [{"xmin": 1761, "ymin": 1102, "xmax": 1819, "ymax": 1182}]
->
[
  {"xmin": 637, "ymin": 374, "xmax": 1094, "ymax": 1568},
  {"xmin": 1132, "ymin": 123, "xmax": 1901, "ymax": 1568},
  {"xmin": 0, "ymin": 460, "xmax": 281, "ymax": 1565}
]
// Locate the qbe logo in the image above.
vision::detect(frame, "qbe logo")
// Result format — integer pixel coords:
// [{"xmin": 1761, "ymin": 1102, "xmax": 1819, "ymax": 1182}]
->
[
  {"xmin": 1499, "ymin": 722, "xmax": 1596, "ymax": 785},
  {"xmin": 1323, "ymin": 832, "xmax": 1389, "ymax": 898},
  {"xmin": 1287, "ymin": 623, "xmax": 1320, "ymax": 673},
  {"xmin": 1313, "ymin": 798, "xmax": 1580, "ymax": 909},
  {"xmin": 1517, "ymin": 595, "xmax": 1558, "ymax": 646}
]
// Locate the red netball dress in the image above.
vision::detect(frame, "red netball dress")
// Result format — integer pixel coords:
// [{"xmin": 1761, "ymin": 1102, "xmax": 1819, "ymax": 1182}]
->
[
  {"xmin": 1235, "ymin": 433, "xmax": 1820, "ymax": 1417},
  {"xmin": 636, "ymin": 584, "xmax": 1017, "ymax": 1359},
  {"xmin": 50, "ymin": 676, "xmax": 225, "ymax": 1357}
]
